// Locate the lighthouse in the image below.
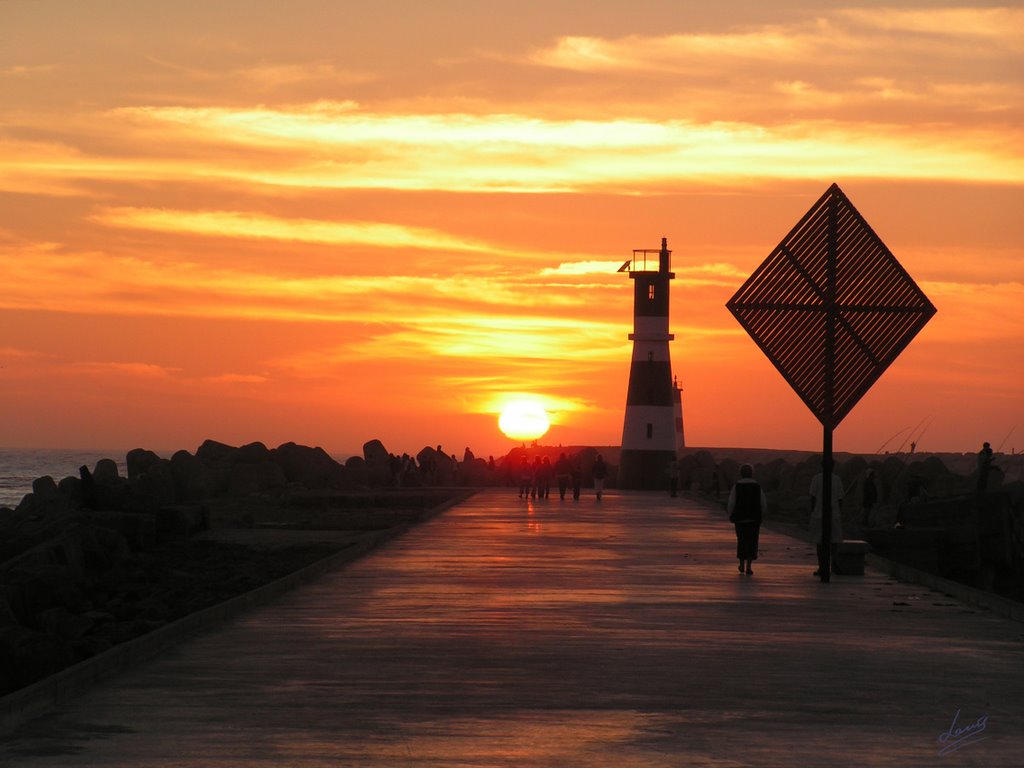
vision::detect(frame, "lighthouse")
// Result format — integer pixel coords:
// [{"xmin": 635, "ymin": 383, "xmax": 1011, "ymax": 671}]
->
[{"xmin": 619, "ymin": 237, "xmax": 683, "ymax": 489}]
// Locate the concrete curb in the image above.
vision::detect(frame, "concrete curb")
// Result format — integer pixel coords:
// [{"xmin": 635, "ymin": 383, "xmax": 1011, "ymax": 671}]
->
[
  {"xmin": 0, "ymin": 489, "xmax": 475, "ymax": 735},
  {"xmin": 865, "ymin": 552, "xmax": 1024, "ymax": 624}
]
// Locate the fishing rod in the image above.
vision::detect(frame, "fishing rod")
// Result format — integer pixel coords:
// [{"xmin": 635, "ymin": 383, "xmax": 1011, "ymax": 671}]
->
[
  {"xmin": 872, "ymin": 428, "xmax": 913, "ymax": 456},
  {"xmin": 895, "ymin": 415, "xmax": 931, "ymax": 454},
  {"xmin": 996, "ymin": 426, "xmax": 1016, "ymax": 453}
]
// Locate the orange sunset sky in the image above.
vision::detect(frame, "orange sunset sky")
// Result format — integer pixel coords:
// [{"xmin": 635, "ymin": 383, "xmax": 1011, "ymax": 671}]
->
[{"xmin": 1, "ymin": 1, "xmax": 1021, "ymax": 459}]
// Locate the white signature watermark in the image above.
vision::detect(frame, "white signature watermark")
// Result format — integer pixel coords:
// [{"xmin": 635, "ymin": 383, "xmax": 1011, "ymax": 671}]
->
[{"xmin": 937, "ymin": 708, "xmax": 988, "ymax": 756}]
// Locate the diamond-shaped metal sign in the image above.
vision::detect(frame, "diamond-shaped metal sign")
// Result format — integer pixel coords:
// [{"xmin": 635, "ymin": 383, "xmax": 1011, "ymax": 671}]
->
[{"xmin": 726, "ymin": 183, "xmax": 936, "ymax": 429}]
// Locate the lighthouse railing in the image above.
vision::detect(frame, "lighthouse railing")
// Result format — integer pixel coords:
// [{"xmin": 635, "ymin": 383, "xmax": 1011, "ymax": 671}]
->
[{"xmin": 630, "ymin": 248, "xmax": 671, "ymax": 273}]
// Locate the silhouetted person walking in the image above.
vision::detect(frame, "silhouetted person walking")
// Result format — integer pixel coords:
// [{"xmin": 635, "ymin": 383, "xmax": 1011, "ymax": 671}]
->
[
  {"xmin": 518, "ymin": 456, "xmax": 531, "ymax": 499},
  {"xmin": 810, "ymin": 469, "xmax": 844, "ymax": 577},
  {"xmin": 976, "ymin": 441, "xmax": 993, "ymax": 493},
  {"xmin": 861, "ymin": 468, "xmax": 878, "ymax": 527},
  {"xmin": 727, "ymin": 464, "xmax": 766, "ymax": 575},
  {"xmin": 667, "ymin": 458, "xmax": 681, "ymax": 498},
  {"xmin": 555, "ymin": 453, "xmax": 572, "ymax": 500},
  {"xmin": 538, "ymin": 456, "xmax": 553, "ymax": 499},
  {"xmin": 592, "ymin": 455, "xmax": 608, "ymax": 501},
  {"xmin": 571, "ymin": 462, "xmax": 582, "ymax": 501},
  {"xmin": 530, "ymin": 456, "xmax": 542, "ymax": 498}
]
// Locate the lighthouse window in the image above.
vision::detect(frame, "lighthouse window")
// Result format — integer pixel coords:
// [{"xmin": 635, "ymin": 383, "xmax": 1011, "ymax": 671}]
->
[
  {"xmin": 646, "ymin": 423, "xmax": 653, "ymax": 438},
  {"xmin": 648, "ymin": 284, "xmax": 655, "ymax": 300}
]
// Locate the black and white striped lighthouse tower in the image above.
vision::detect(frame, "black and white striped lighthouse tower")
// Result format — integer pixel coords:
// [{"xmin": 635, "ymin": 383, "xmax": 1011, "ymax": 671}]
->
[{"xmin": 619, "ymin": 237, "xmax": 683, "ymax": 489}]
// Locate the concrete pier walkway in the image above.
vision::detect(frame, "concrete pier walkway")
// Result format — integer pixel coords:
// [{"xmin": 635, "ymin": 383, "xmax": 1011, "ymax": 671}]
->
[{"xmin": 2, "ymin": 490, "xmax": 1022, "ymax": 767}]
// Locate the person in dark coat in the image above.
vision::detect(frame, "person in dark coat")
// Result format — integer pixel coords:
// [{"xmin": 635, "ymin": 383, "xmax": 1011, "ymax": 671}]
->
[
  {"xmin": 727, "ymin": 464, "xmax": 767, "ymax": 575},
  {"xmin": 554, "ymin": 453, "xmax": 572, "ymax": 500},
  {"xmin": 861, "ymin": 468, "xmax": 878, "ymax": 526},
  {"xmin": 591, "ymin": 454, "xmax": 608, "ymax": 501}
]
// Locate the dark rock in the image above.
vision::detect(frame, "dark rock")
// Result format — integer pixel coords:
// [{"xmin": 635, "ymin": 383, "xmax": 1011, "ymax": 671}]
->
[
  {"xmin": 236, "ymin": 441, "xmax": 271, "ymax": 464},
  {"xmin": 0, "ymin": 594, "xmax": 19, "ymax": 627},
  {"xmin": 170, "ymin": 450, "xmax": 215, "ymax": 501},
  {"xmin": 363, "ymin": 440, "xmax": 392, "ymax": 485},
  {"xmin": 71, "ymin": 634, "xmax": 113, "ymax": 661},
  {"xmin": 344, "ymin": 455, "xmax": 368, "ymax": 486},
  {"xmin": 156, "ymin": 505, "xmax": 208, "ymax": 538},
  {"xmin": 93, "ymin": 458, "xmax": 120, "ymax": 485},
  {"xmin": 416, "ymin": 446, "xmax": 455, "ymax": 485},
  {"xmin": 363, "ymin": 439, "xmax": 389, "ymax": 465},
  {"xmin": 130, "ymin": 459, "xmax": 177, "ymax": 513},
  {"xmin": 194, "ymin": 440, "xmax": 238, "ymax": 495},
  {"xmin": 195, "ymin": 439, "xmax": 238, "ymax": 465},
  {"xmin": 37, "ymin": 606, "xmax": 95, "ymax": 639},
  {"xmin": 57, "ymin": 475, "xmax": 82, "ymax": 504},
  {"xmin": 0, "ymin": 625, "xmax": 75, "ymax": 695},
  {"xmin": 32, "ymin": 476, "xmax": 61, "ymax": 502},
  {"xmin": 90, "ymin": 510, "xmax": 157, "ymax": 551},
  {"xmin": 458, "ymin": 457, "xmax": 490, "ymax": 486},
  {"xmin": 126, "ymin": 448, "xmax": 163, "ymax": 481},
  {"xmin": 227, "ymin": 462, "xmax": 286, "ymax": 496},
  {"xmin": 273, "ymin": 442, "xmax": 346, "ymax": 489}
]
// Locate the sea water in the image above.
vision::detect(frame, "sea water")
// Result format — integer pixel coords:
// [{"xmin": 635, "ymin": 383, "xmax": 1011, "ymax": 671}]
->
[{"xmin": 0, "ymin": 448, "xmax": 129, "ymax": 508}]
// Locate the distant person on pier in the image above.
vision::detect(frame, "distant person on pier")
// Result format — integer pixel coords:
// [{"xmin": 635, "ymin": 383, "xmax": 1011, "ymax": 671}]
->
[
  {"xmin": 592, "ymin": 455, "xmax": 609, "ymax": 501},
  {"xmin": 810, "ymin": 468, "xmax": 844, "ymax": 577},
  {"xmin": 518, "ymin": 456, "xmax": 531, "ymax": 499},
  {"xmin": 861, "ymin": 468, "xmax": 878, "ymax": 527},
  {"xmin": 530, "ymin": 456, "xmax": 543, "ymax": 498},
  {"xmin": 571, "ymin": 461, "xmax": 582, "ymax": 500},
  {"xmin": 555, "ymin": 453, "xmax": 572, "ymax": 500},
  {"xmin": 727, "ymin": 464, "xmax": 767, "ymax": 575},
  {"xmin": 537, "ymin": 456, "xmax": 553, "ymax": 499},
  {"xmin": 976, "ymin": 441, "xmax": 994, "ymax": 493},
  {"xmin": 667, "ymin": 458, "xmax": 681, "ymax": 498}
]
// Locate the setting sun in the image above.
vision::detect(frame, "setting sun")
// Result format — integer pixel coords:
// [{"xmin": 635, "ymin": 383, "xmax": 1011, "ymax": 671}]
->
[{"xmin": 498, "ymin": 401, "xmax": 551, "ymax": 442}]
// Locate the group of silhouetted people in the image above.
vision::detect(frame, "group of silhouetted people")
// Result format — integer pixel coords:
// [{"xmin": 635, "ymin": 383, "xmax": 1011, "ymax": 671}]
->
[{"xmin": 517, "ymin": 453, "xmax": 608, "ymax": 501}]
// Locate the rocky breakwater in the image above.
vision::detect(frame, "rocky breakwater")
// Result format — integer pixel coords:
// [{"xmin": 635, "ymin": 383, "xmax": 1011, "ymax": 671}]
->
[{"xmin": 0, "ymin": 438, "xmax": 463, "ymax": 698}]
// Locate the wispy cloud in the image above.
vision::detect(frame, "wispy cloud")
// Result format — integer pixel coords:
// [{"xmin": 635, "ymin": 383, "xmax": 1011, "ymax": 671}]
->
[
  {"xmin": 70, "ymin": 362, "xmax": 179, "ymax": 378},
  {"xmin": 92, "ymin": 207, "xmax": 497, "ymax": 253},
  {"xmin": 99, "ymin": 104, "xmax": 1024, "ymax": 189},
  {"xmin": 0, "ymin": 64, "xmax": 58, "ymax": 77},
  {"xmin": 202, "ymin": 373, "xmax": 270, "ymax": 384}
]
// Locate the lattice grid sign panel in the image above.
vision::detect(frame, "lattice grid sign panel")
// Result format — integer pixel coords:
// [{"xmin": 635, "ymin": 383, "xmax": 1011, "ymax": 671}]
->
[{"xmin": 727, "ymin": 183, "xmax": 936, "ymax": 429}]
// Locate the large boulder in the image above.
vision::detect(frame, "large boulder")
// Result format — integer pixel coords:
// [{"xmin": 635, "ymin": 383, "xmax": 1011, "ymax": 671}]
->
[
  {"xmin": 170, "ymin": 450, "xmax": 215, "ymax": 501},
  {"xmin": 129, "ymin": 459, "xmax": 177, "ymax": 513},
  {"xmin": 227, "ymin": 461, "xmax": 286, "ymax": 496},
  {"xmin": 156, "ymin": 504, "xmax": 208, "ymax": 538},
  {"xmin": 89, "ymin": 510, "xmax": 157, "ymax": 551},
  {"xmin": 32, "ymin": 476, "xmax": 61, "ymax": 503},
  {"xmin": 195, "ymin": 439, "xmax": 238, "ymax": 465},
  {"xmin": 236, "ymin": 441, "xmax": 272, "ymax": 465},
  {"xmin": 416, "ymin": 446, "xmax": 455, "ymax": 485},
  {"xmin": 194, "ymin": 440, "xmax": 238, "ymax": 495},
  {"xmin": 93, "ymin": 458, "xmax": 121, "ymax": 485},
  {"xmin": 273, "ymin": 442, "xmax": 346, "ymax": 488},
  {"xmin": 362, "ymin": 440, "xmax": 393, "ymax": 485},
  {"xmin": 126, "ymin": 449, "xmax": 163, "ymax": 482}
]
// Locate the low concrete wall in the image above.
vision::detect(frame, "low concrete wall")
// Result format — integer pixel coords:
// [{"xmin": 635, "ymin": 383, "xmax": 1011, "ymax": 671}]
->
[
  {"xmin": 711, "ymin": 498, "xmax": 1023, "ymax": 623},
  {"xmin": 0, "ymin": 490, "xmax": 474, "ymax": 735},
  {"xmin": 865, "ymin": 552, "xmax": 1024, "ymax": 624}
]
